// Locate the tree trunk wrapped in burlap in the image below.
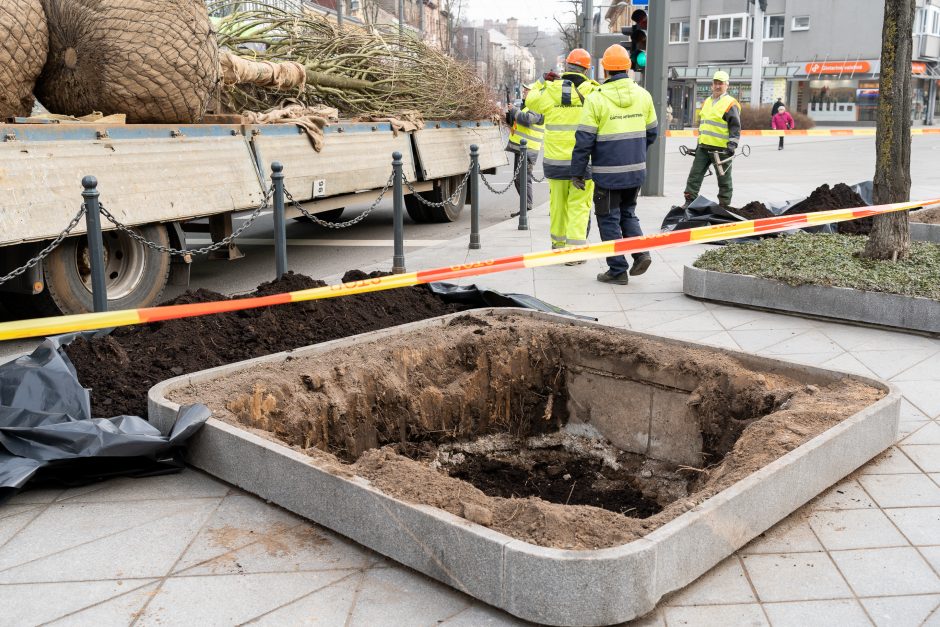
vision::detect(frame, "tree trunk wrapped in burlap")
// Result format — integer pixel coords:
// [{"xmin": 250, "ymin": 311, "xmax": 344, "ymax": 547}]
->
[
  {"xmin": 36, "ymin": 0, "xmax": 219, "ymax": 123},
  {"xmin": 0, "ymin": 0, "xmax": 48, "ymax": 119}
]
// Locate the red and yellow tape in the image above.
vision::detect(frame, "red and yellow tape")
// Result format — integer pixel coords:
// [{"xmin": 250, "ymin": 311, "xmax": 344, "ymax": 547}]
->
[
  {"xmin": 666, "ymin": 128, "xmax": 940, "ymax": 138},
  {"xmin": 0, "ymin": 199, "xmax": 934, "ymax": 342}
]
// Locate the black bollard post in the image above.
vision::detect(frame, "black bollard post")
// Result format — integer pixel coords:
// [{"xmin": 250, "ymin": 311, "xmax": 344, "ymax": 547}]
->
[
  {"xmin": 392, "ymin": 152, "xmax": 406, "ymax": 273},
  {"xmin": 517, "ymin": 139, "xmax": 529, "ymax": 231},
  {"xmin": 82, "ymin": 176, "xmax": 108, "ymax": 312},
  {"xmin": 271, "ymin": 162, "xmax": 288, "ymax": 280},
  {"xmin": 469, "ymin": 144, "xmax": 481, "ymax": 250}
]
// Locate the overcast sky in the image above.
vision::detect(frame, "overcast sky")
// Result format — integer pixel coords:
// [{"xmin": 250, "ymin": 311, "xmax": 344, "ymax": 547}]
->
[{"xmin": 461, "ymin": 0, "xmax": 574, "ymax": 28}]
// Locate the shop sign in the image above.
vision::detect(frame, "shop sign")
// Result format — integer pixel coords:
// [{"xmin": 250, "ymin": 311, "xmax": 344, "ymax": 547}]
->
[
  {"xmin": 805, "ymin": 61, "xmax": 871, "ymax": 75},
  {"xmin": 912, "ymin": 62, "xmax": 927, "ymax": 74}
]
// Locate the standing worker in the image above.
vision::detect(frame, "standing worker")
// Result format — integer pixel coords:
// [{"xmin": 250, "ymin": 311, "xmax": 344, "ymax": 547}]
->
[
  {"xmin": 682, "ymin": 71, "xmax": 741, "ymax": 208},
  {"xmin": 571, "ymin": 45, "xmax": 658, "ymax": 285},
  {"xmin": 506, "ymin": 79, "xmax": 547, "ymax": 217},
  {"xmin": 522, "ymin": 49, "xmax": 600, "ymax": 258},
  {"xmin": 772, "ymin": 105, "xmax": 795, "ymax": 150}
]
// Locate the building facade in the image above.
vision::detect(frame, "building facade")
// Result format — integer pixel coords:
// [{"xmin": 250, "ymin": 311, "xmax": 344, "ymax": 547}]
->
[{"xmin": 605, "ymin": 0, "xmax": 940, "ymax": 127}]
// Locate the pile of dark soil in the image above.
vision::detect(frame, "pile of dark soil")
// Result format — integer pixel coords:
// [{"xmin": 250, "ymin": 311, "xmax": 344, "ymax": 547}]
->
[
  {"xmin": 783, "ymin": 183, "xmax": 870, "ymax": 234},
  {"xmin": 65, "ymin": 271, "xmax": 468, "ymax": 418},
  {"xmin": 911, "ymin": 207, "xmax": 940, "ymax": 225},
  {"xmin": 731, "ymin": 201, "xmax": 773, "ymax": 221}
]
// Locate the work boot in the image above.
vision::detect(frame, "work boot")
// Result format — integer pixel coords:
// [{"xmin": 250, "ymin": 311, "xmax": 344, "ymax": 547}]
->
[
  {"xmin": 682, "ymin": 192, "xmax": 695, "ymax": 208},
  {"xmin": 630, "ymin": 252, "xmax": 652, "ymax": 276},
  {"xmin": 597, "ymin": 270, "xmax": 629, "ymax": 285}
]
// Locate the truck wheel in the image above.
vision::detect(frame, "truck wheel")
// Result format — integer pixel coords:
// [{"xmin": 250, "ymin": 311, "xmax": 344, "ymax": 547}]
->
[
  {"xmin": 38, "ymin": 224, "xmax": 172, "ymax": 315},
  {"xmin": 405, "ymin": 175, "xmax": 464, "ymax": 223},
  {"xmin": 293, "ymin": 207, "xmax": 345, "ymax": 224}
]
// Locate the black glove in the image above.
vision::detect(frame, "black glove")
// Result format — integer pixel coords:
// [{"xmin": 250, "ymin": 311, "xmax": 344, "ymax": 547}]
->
[
  {"xmin": 571, "ymin": 176, "xmax": 586, "ymax": 191},
  {"xmin": 726, "ymin": 142, "xmax": 738, "ymax": 155},
  {"xmin": 505, "ymin": 108, "xmax": 515, "ymax": 127}
]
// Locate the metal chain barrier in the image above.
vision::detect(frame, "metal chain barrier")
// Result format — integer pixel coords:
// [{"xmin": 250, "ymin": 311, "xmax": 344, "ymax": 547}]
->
[
  {"xmin": 97, "ymin": 187, "xmax": 274, "ymax": 257},
  {"xmin": 0, "ymin": 204, "xmax": 88, "ymax": 286},
  {"xmin": 286, "ymin": 172, "xmax": 394, "ymax": 229},
  {"xmin": 401, "ymin": 168, "xmax": 471, "ymax": 208},
  {"xmin": 480, "ymin": 154, "xmax": 525, "ymax": 194}
]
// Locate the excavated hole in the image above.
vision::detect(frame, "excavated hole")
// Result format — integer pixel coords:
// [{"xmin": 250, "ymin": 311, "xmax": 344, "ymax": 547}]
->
[{"xmin": 216, "ymin": 315, "xmax": 796, "ymax": 520}]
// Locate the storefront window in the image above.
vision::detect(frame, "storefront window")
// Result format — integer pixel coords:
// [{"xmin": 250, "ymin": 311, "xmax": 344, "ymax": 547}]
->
[{"xmin": 803, "ymin": 79, "xmax": 865, "ymax": 122}]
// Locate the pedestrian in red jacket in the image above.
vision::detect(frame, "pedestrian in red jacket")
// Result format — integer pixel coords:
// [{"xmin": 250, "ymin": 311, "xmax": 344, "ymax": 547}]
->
[{"xmin": 772, "ymin": 106, "xmax": 795, "ymax": 150}]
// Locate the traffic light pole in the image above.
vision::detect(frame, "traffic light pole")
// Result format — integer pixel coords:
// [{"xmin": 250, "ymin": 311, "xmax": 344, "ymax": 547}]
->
[
  {"xmin": 642, "ymin": 0, "xmax": 669, "ymax": 197},
  {"xmin": 751, "ymin": 0, "xmax": 764, "ymax": 108}
]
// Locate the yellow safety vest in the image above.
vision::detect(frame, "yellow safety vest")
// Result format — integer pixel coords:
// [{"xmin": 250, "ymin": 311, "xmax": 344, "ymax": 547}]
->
[
  {"xmin": 526, "ymin": 73, "xmax": 600, "ymax": 179},
  {"xmin": 508, "ymin": 106, "xmax": 544, "ymax": 152},
  {"xmin": 698, "ymin": 94, "xmax": 739, "ymax": 149}
]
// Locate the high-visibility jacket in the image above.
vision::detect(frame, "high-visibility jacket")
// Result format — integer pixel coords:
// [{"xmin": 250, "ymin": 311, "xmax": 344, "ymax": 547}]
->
[
  {"xmin": 525, "ymin": 72, "xmax": 600, "ymax": 179},
  {"xmin": 507, "ymin": 106, "xmax": 545, "ymax": 153},
  {"xmin": 571, "ymin": 74, "xmax": 658, "ymax": 190},
  {"xmin": 698, "ymin": 93, "xmax": 741, "ymax": 149}
]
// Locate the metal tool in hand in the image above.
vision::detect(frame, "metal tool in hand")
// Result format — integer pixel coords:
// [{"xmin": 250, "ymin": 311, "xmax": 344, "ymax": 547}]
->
[{"xmin": 679, "ymin": 144, "xmax": 751, "ymax": 177}]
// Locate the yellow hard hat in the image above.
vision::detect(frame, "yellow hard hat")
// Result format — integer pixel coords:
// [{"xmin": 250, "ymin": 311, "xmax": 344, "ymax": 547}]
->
[{"xmin": 713, "ymin": 70, "xmax": 730, "ymax": 83}]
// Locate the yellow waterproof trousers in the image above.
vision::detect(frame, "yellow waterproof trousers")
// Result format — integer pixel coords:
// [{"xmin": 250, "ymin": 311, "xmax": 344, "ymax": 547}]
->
[{"xmin": 548, "ymin": 178, "xmax": 594, "ymax": 249}]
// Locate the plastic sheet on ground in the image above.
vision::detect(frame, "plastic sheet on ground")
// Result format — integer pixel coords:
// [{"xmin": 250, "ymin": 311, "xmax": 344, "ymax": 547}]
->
[
  {"xmin": 660, "ymin": 181, "xmax": 874, "ymax": 239},
  {"xmin": 429, "ymin": 282, "xmax": 597, "ymax": 321},
  {"xmin": 0, "ymin": 333, "xmax": 208, "ymax": 503}
]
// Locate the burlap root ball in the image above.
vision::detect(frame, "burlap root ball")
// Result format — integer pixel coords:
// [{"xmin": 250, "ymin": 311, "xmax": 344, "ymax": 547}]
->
[
  {"xmin": 37, "ymin": 0, "xmax": 219, "ymax": 123},
  {"xmin": 0, "ymin": 0, "xmax": 49, "ymax": 119}
]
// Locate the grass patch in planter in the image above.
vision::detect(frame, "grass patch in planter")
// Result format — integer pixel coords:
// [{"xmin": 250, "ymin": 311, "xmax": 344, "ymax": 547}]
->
[{"xmin": 694, "ymin": 233, "xmax": 940, "ymax": 300}]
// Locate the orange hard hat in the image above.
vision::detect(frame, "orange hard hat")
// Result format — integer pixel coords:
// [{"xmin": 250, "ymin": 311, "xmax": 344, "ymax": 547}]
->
[
  {"xmin": 566, "ymin": 48, "xmax": 592, "ymax": 69},
  {"xmin": 602, "ymin": 45, "xmax": 631, "ymax": 72}
]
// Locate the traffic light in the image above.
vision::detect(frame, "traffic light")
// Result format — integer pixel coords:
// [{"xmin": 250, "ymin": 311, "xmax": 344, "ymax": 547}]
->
[{"xmin": 620, "ymin": 9, "xmax": 647, "ymax": 71}]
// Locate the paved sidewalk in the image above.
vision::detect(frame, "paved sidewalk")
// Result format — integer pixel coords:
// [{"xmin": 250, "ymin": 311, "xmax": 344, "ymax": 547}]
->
[{"xmin": 2, "ymin": 135, "xmax": 940, "ymax": 625}]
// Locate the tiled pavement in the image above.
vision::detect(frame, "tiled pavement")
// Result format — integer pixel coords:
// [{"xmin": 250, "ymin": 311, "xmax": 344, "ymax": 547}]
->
[{"xmin": 3, "ymin": 136, "xmax": 940, "ymax": 625}]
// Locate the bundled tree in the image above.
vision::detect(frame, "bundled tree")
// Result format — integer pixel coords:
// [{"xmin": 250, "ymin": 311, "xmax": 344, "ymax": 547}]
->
[
  {"xmin": 0, "ymin": 0, "xmax": 48, "ymax": 119},
  {"xmin": 36, "ymin": 0, "xmax": 220, "ymax": 124},
  {"xmin": 862, "ymin": 0, "xmax": 916, "ymax": 260}
]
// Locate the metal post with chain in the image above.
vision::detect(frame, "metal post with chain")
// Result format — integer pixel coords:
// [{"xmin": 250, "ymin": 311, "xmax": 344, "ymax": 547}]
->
[
  {"xmin": 479, "ymin": 153, "xmax": 526, "ymax": 195},
  {"xmin": 517, "ymin": 139, "xmax": 529, "ymax": 231},
  {"xmin": 392, "ymin": 152, "xmax": 406, "ymax": 274},
  {"xmin": 81, "ymin": 176, "xmax": 108, "ymax": 312},
  {"xmin": 469, "ymin": 145, "xmax": 481, "ymax": 250},
  {"xmin": 271, "ymin": 162, "xmax": 288, "ymax": 279}
]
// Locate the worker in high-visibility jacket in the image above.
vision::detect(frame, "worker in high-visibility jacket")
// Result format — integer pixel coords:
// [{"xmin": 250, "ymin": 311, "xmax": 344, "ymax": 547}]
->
[
  {"xmin": 523, "ymin": 49, "xmax": 600, "ymax": 256},
  {"xmin": 505, "ymin": 79, "xmax": 547, "ymax": 215},
  {"xmin": 571, "ymin": 45, "xmax": 658, "ymax": 285},
  {"xmin": 683, "ymin": 70, "xmax": 741, "ymax": 207}
]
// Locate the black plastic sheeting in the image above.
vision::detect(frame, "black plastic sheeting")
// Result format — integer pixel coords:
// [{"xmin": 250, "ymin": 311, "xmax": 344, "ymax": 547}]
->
[
  {"xmin": 661, "ymin": 181, "xmax": 874, "ymax": 239},
  {"xmin": 429, "ymin": 282, "xmax": 597, "ymax": 321},
  {"xmin": 0, "ymin": 333, "xmax": 209, "ymax": 503}
]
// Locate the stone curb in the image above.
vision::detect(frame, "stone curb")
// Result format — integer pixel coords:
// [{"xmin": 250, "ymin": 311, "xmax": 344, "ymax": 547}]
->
[
  {"xmin": 684, "ymin": 265, "xmax": 940, "ymax": 335},
  {"xmin": 149, "ymin": 309, "xmax": 900, "ymax": 626},
  {"xmin": 911, "ymin": 220, "xmax": 940, "ymax": 244}
]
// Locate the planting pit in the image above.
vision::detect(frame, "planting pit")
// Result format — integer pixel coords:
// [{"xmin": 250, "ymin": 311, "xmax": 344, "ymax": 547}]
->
[{"xmin": 153, "ymin": 310, "xmax": 898, "ymax": 625}]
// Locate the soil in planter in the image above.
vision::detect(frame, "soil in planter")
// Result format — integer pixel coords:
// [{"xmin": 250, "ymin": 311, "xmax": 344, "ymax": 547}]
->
[
  {"xmin": 783, "ymin": 183, "xmax": 870, "ymax": 234},
  {"xmin": 171, "ymin": 313, "xmax": 883, "ymax": 550},
  {"xmin": 911, "ymin": 207, "xmax": 940, "ymax": 225},
  {"xmin": 65, "ymin": 271, "xmax": 468, "ymax": 418},
  {"xmin": 730, "ymin": 201, "xmax": 774, "ymax": 221}
]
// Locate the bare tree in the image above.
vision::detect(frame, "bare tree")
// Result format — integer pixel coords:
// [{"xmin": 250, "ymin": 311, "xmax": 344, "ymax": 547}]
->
[
  {"xmin": 554, "ymin": 0, "xmax": 582, "ymax": 51},
  {"xmin": 439, "ymin": 0, "xmax": 466, "ymax": 54},
  {"xmin": 862, "ymin": 0, "xmax": 916, "ymax": 260},
  {"xmin": 360, "ymin": 0, "xmax": 381, "ymax": 24}
]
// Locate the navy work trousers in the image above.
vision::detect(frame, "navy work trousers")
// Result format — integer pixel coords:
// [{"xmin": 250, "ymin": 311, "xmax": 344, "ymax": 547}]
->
[{"xmin": 596, "ymin": 186, "xmax": 642, "ymax": 275}]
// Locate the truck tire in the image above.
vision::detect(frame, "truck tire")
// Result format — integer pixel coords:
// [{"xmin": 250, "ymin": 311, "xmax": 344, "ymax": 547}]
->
[
  {"xmin": 37, "ymin": 224, "xmax": 172, "ymax": 315},
  {"xmin": 293, "ymin": 207, "xmax": 345, "ymax": 224},
  {"xmin": 405, "ymin": 175, "xmax": 464, "ymax": 223}
]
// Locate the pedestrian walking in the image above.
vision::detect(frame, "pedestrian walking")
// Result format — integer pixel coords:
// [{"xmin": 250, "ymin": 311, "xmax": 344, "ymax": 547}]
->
[
  {"xmin": 682, "ymin": 71, "xmax": 741, "ymax": 208},
  {"xmin": 772, "ymin": 105, "xmax": 795, "ymax": 150},
  {"xmin": 523, "ymin": 49, "xmax": 600, "ymax": 261},
  {"xmin": 771, "ymin": 97, "xmax": 784, "ymax": 124},
  {"xmin": 571, "ymin": 45, "xmax": 658, "ymax": 285},
  {"xmin": 505, "ymin": 79, "xmax": 547, "ymax": 216}
]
